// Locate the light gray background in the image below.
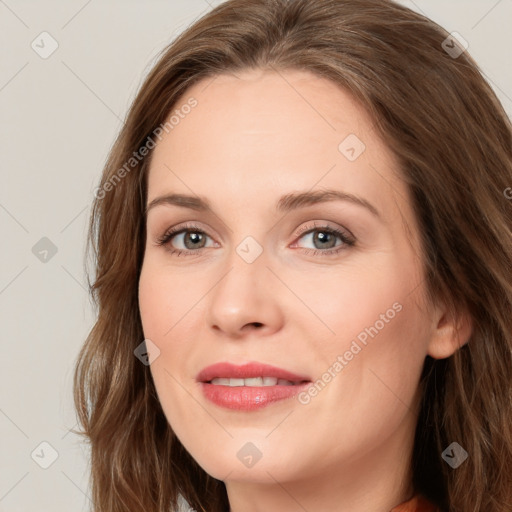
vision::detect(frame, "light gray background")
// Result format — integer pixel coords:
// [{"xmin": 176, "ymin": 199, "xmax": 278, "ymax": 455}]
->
[{"xmin": 1, "ymin": 1, "xmax": 511, "ymax": 510}]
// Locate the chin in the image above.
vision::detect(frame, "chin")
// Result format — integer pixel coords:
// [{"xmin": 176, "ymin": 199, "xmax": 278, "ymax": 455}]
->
[{"xmin": 184, "ymin": 440, "xmax": 299, "ymax": 484}]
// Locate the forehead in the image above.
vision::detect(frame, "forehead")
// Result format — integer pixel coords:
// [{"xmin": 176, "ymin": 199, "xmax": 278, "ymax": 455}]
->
[
  {"xmin": 166, "ymin": 69, "xmax": 376, "ymax": 162},
  {"xmin": 146, "ymin": 69, "xmax": 409, "ymax": 228}
]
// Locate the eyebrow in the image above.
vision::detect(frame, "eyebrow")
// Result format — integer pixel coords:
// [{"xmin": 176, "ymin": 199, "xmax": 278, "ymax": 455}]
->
[{"xmin": 145, "ymin": 189, "xmax": 381, "ymax": 218}]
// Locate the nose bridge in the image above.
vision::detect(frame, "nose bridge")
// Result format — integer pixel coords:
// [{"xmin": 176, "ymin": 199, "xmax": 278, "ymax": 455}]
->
[
  {"xmin": 215, "ymin": 234, "xmax": 269, "ymax": 306},
  {"xmin": 217, "ymin": 211, "xmax": 270, "ymax": 280},
  {"xmin": 205, "ymin": 232, "xmax": 284, "ymax": 335}
]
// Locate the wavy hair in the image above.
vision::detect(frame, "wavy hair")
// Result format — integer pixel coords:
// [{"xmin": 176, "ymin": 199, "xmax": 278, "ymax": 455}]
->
[{"xmin": 73, "ymin": 0, "xmax": 512, "ymax": 510}]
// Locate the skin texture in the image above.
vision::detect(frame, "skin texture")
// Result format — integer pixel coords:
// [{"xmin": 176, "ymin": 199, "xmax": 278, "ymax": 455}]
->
[{"xmin": 138, "ymin": 69, "xmax": 472, "ymax": 512}]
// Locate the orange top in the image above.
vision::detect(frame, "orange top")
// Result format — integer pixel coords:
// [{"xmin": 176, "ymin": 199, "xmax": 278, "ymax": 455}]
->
[{"xmin": 390, "ymin": 494, "xmax": 441, "ymax": 512}]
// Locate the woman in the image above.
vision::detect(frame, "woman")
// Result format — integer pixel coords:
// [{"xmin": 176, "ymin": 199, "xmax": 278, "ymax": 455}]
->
[{"xmin": 73, "ymin": 0, "xmax": 512, "ymax": 511}]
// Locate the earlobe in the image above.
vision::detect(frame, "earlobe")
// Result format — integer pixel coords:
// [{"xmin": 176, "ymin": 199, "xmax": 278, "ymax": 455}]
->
[{"xmin": 426, "ymin": 306, "xmax": 473, "ymax": 360}]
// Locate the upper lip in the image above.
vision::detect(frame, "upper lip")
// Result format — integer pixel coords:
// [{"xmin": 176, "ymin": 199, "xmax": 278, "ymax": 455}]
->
[{"xmin": 196, "ymin": 362, "xmax": 311, "ymax": 383}]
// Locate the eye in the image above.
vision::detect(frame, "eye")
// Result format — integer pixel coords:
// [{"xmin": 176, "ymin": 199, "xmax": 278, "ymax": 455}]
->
[
  {"xmin": 291, "ymin": 222, "xmax": 356, "ymax": 256},
  {"xmin": 155, "ymin": 221, "xmax": 356, "ymax": 257},
  {"xmin": 155, "ymin": 223, "xmax": 215, "ymax": 256}
]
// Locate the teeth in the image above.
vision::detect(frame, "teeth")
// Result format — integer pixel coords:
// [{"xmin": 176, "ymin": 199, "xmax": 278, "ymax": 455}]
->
[
  {"xmin": 211, "ymin": 378, "xmax": 230, "ymax": 385},
  {"xmin": 245, "ymin": 377, "xmax": 263, "ymax": 386},
  {"xmin": 210, "ymin": 377, "xmax": 296, "ymax": 386}
]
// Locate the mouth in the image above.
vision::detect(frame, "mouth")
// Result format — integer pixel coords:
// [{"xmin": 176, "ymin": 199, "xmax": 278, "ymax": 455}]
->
[
  {"xmin": 196, "ymin": 361, "xmax": 311, "ymax": 385},
  {"xmin": 208, "ymin": 377, "xmax": 307, "ymax": 386},
  {"xmin": 196, "ymin": 362, "xmax": 312, "ymax": 410}
]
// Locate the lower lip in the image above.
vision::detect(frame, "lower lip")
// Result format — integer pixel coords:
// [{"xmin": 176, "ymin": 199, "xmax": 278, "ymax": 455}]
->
[{"xmin": 200, "ymin": 382, "xmax": 311, "ymax": 410}]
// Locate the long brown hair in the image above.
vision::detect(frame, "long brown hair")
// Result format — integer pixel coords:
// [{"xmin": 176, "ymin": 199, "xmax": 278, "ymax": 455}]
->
[{"xmin": 73, "ymin": 0, "xmax": 512, "ymax": 510}]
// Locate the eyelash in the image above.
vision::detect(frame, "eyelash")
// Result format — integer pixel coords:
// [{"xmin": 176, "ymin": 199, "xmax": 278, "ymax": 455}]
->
[{"xmin": 155, "ymin": 222, "xmax": 356, "ymax": 258}]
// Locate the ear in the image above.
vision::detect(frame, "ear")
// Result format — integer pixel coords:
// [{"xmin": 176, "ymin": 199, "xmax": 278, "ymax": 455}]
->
[{"xmin": 427, "ymin": 302, "xmax": 473, "ymax": 360}]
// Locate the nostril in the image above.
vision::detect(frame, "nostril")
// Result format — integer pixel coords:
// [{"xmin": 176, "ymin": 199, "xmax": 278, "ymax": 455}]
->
[{"xmin": 246, "ymin": 322, "xmax": 263, "ymax": 328}]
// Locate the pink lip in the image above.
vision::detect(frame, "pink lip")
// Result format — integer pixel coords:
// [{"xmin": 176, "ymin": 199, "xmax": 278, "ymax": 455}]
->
[{"xmin": 197, "ymin": 362, "xmax": 312, "ymax": 411}]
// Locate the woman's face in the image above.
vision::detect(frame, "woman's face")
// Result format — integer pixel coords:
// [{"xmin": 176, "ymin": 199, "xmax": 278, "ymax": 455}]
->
[{"xmin": 138, "ymin": 69, "xmax": 451, "ymax": 504}]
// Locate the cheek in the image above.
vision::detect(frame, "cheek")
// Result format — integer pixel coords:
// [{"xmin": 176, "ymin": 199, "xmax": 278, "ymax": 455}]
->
[
  {"xmin": 317, "ymin": 280, "xmax": 430, "ymax": 425},
  {"xmin": 305, "ymin": 259, "xmax": 430, "ymax": 419},
  {"xmin": 138, "ymin": 261, "xmax": 201, "ymax": 341},
  {"xmin": 303, "ymin": 257, "xmax": 417, "ymax": 350},
  {"xmin": 138, "ymin": 261, "xmax": 206, "ymax": 403},
  {"xmin": 138, "ymin": 264, "xmax": 203, "ymax": 437},
  {"xmin": 301, "ymin": 294, "xmax": 430, "ymax": 470},
  {"xmin": 138, "ymin": 270, "xmax": 168, "ymax": 339}
]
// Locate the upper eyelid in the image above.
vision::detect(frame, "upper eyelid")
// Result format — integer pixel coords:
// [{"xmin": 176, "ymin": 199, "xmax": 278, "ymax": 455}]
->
[{"xmin": 164, "ymin": 221, "xmax": 346, "ymax": 236}]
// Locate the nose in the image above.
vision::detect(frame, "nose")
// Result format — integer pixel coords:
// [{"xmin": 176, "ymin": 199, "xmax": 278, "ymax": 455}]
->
[{"xmin": 205, "ymin": 249, "xmax": 285, "ymax": 340}]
